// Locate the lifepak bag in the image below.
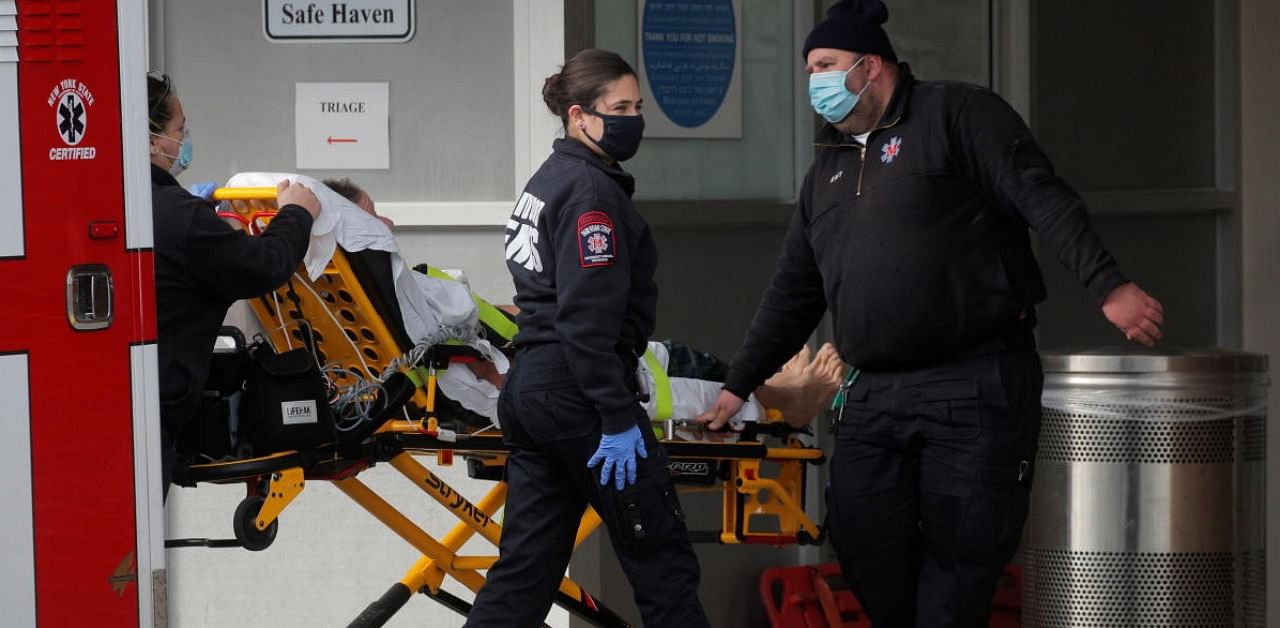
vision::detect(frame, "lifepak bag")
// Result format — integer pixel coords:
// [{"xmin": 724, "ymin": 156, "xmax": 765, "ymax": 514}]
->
[{"xmin": 241, "ymin": 344, "xmax": 335, "ymax": 453}]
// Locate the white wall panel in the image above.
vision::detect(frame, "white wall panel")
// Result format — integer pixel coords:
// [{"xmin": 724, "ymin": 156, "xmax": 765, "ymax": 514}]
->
[
  {"xmin": 0, "ymin": 354, "xmax": 35, "ymax": 628},
  {"xmin": 131, "ymin": 343, "xmax": 163, "ymax": 628},
  {"xmin": 0, "ymin": 14, "xmax": 23, "ymax": 258}
]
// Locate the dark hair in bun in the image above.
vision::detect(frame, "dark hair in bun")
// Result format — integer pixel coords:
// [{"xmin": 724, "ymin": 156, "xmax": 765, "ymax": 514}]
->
[
  {"xmin": 542, "ymin": 49, "xmax": 635, "ymax": 127},
  {"xmin": 146, "ymin": 71, "xmax": 177, "ymax": 132}
]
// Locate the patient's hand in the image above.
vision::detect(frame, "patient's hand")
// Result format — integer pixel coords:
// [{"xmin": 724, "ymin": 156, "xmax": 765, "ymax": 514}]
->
[
  {"xmin": 697, "ymin": 390, "xmax": 746, "ymax": 431},
  {"xmin": 466, "ymin": 361, "xmax": 504, "ymax": 387},
  {"xmin": 277, "ymin": 179, "xmax": 321, "ymax": 219}
]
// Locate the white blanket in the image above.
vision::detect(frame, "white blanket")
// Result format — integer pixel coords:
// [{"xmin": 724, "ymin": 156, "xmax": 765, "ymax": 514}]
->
[{"xmin": 638, "ymin": 341, "xmax": 763, "ymax": 424}]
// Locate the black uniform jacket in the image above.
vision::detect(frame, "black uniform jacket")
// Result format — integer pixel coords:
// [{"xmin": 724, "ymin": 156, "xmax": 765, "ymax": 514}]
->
[
  {"xmin": 504, "ymin": 138, "xmax": 659, "ymax": 435},
  {"xmin": 724, "ymin": 64, "xmax": 1127, "ymax": 397},
  {"xmin": 152, "ymin": 165, "xmax": 313, "ymax": 430}
]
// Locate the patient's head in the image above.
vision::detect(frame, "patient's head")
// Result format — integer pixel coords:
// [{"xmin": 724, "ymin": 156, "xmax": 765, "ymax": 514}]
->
[{"xmin": 323, "ymin": 177, "xmax": 394, "ymax": 228}]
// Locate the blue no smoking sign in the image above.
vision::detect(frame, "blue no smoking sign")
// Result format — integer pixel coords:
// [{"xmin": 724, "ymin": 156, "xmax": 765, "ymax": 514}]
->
[{"xmin": 641, "ymin": 0, "xmax": 737, "ymax": 129}]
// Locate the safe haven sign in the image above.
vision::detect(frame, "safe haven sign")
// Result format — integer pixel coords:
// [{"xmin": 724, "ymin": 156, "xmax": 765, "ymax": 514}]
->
[{"xmin": 265, "ymin": 0, "xmax": 415, "ymax": 43}]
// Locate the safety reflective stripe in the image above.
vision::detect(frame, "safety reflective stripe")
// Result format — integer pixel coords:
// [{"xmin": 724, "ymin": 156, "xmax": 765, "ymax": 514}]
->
[
  {"xmin": 473, "ymin": 295, "xmax": 518, "ymax": 342},
  {"xmin": 642, "ymin": 349, "xmax": 672, "ymax": 421},
  {"xmin": 421, "ymin": 265, "xmax": 519, "ymax": 342}
]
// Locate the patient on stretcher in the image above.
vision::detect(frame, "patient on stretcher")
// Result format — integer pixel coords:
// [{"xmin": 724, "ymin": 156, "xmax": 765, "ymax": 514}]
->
[{"xmin": 221, "ymin": 173, "xmax": 845, "ymax": 433}]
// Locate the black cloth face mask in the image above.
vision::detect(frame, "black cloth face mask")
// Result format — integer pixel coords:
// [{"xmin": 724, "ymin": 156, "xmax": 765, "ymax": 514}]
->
[{"xmin": 582, "ymin": 108, "xmax": 646, "ymax": 162}]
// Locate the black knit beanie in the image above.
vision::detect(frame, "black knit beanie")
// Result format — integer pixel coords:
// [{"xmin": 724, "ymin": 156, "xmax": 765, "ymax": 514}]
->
[{"xmin": 802, "ymin": 0, "xmax": 898, "ymax": 62}]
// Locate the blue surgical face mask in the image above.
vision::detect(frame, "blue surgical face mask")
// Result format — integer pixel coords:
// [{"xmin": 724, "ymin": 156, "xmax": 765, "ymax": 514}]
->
[
  {"xmin": 808, "ymin": 55, "xmax": 870, "ymax": 123},
  {"xmin": 151, "ymin": 126, "xmax": 193, "ymax": 176}
]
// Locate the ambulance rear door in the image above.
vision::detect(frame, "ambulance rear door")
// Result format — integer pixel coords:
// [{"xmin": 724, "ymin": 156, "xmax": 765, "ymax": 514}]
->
[{"xmin": 0, "ymin": 0, "xmax": 163, "ymax": 626}]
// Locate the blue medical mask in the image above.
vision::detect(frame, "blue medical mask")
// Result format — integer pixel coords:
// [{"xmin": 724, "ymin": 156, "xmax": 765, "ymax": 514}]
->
[
  {"xmin": 151, "ymin": 126, "xmax": 193, "ymax": 176},
  {"xmin": 808, "ymin": 55, "xmax": 870, "ymax": 123},
  {"xmin": 581, "ymin": 108, "xmax": 645, "ymax": 162}
]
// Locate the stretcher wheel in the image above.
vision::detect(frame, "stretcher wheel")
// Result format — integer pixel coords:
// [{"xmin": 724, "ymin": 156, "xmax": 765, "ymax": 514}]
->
[{"xmin": 233, "ymin": 495, "xmax": 278, "ymax": 551}]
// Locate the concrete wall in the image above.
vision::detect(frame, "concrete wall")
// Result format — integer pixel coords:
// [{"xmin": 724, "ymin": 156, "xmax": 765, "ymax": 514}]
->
[
  {"xmin": 158, "ymin": 0, "xmax": 515, "ymax": 203},
  {"xmin": 1239, "ymin": 0, "xmax": 1280, "ymax": 624}
]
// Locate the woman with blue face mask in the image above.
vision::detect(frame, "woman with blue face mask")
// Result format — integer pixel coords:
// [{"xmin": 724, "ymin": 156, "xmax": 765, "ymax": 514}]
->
[
  {"xmin": 147, "ymin": 74, "xmax": 193, "ymax": 178},
  {"xmin": 464, "ymin": 50, "xmax": 710, "ymax": 628},
  {"xmin": 146, "ymin": 72, "xmax": 321, "ymax": 499}
]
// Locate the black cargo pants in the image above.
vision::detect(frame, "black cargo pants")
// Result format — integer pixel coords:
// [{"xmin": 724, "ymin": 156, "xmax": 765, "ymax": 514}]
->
[
  {"xmin": 464, "ymin": 344, "xmax": 710, "ymax": 628},
  {"xmin": 826, "ymin": 347, "xmax": 1043, "ymax": 628}
]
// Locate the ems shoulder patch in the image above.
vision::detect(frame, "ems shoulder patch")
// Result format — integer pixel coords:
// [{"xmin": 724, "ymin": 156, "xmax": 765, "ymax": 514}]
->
[{"xmin": 577, "ymin": 210, "xmax": 616, "ymax": 268}]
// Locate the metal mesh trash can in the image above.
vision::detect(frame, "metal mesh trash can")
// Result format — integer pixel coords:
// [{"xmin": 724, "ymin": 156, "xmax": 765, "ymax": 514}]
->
[{"xmin": 1023, "ymin": 348, "xmax": 1269, "ymax": 627}]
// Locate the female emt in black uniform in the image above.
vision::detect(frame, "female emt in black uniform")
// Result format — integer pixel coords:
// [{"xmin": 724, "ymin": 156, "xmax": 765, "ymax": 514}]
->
[
  {"xmin": 148, "ymin": 72, "xmax": 319, "ymax": 497},
  {"xmin": 463, "ymin": 50, "xmax": 710, "ymax": 627}
]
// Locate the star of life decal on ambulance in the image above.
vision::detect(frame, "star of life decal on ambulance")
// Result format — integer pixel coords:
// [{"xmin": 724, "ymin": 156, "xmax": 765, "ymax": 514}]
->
[{"xmin": 47, "ymin": 78, "xmax": 97, "ymax": 160}]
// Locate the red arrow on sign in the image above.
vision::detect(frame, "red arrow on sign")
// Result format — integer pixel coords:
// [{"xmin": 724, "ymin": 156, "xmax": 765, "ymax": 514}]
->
[{"xmin": 327, "ymin": 136, "xmax": 358, "ymax": 144}]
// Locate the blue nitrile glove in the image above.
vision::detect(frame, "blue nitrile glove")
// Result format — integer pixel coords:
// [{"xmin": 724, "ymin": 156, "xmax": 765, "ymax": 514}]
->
[
  {"xmin": 587, "ymin": 425, "xmax": 649, "ymax": 490},
  {"xmin": 189, "ymin": 181, "xmax": 218, "ymax": 201}
]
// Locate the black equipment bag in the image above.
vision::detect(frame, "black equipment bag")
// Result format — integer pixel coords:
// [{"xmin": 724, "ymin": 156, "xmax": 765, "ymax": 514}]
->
[{"xmin": 241, "ymin": 343, "xmax": 335, "ymax": 453}]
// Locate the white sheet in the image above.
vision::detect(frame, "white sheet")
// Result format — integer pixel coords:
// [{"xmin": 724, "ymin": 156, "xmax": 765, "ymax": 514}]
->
[
  {"xmin": 222, "ymin": 172, "xmax": 508, "ymax": 398},
  {"xmin": 638, "ymin": 341, "xmax": 763, "ymax": 424}
]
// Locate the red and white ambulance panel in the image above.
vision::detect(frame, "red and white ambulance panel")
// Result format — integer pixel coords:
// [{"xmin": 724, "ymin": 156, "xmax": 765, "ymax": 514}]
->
[{"xmin": 1, "ymin": 0, "xmax": 163, "ymax": 626}]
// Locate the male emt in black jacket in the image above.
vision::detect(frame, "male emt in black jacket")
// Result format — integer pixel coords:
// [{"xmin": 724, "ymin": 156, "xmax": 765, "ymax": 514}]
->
[{"xmin": 699, "ymin": 2, "xmax": 1164, "ymax": 626}]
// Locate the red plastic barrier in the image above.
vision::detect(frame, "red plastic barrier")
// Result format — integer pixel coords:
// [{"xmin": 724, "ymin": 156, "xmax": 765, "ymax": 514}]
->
[
  {"xmin": 759, "ymin": 564, "xmax": 870, "ymax": 628},
  {"xmin": 760, "ymin": 563, "xmax": 1021, "ymax": 628},
  {"xmin": 990, "ymin": 564, "xmax": 1022, "ymax": 628}
]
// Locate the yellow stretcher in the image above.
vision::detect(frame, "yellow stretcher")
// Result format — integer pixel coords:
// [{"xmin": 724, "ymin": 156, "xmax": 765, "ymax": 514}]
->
[{"xmin": 175, "ymin": 187, "xmax": 826, "ymax": 628}]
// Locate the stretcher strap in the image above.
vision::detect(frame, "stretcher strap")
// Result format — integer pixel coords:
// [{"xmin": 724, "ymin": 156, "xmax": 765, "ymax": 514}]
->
[
  {"xmin": 406, "ymin": 366, "xmax": 427, "ymax": 387},
  {"xmin": 421, "ymin": 265, "xmax": 520, "ymax": 342},
  {"xmin": 642, "ymin": 349, "xmax": 673, "ymax": 421}
]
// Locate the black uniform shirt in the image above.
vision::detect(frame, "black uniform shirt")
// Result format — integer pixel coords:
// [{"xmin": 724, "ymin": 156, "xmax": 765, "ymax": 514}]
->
[
  {"xmin": 725, "ymin": 64, "xmax": 1128, "ymax": 397},
  {"xmin": 152, "ymin": 165, "xmax": 313, "ymax": 430},
  {"xmin": 504, "ymin": 138, "xmax": 658, "ymax": 435}
]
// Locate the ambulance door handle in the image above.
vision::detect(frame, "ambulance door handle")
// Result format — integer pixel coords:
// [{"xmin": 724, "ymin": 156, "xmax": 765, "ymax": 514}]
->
[{"xmin": 66, "ymin": 264, "xmax": 113, "ymax": 331}]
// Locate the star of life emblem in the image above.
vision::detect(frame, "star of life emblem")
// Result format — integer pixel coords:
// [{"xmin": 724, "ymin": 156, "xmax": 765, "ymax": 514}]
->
[
  {"xmin": 57, "ymin": 92, "xmax": 87, "ymax": 145},
  {"xmin": 587, "ymin": 232, "xmax": 609, "ymax": 255},
  {"xmin": 577, "ymin": 211, "xmax": 616, "ymax": 268},
  {"xmin": 46, "ymin": 78, "xmax": 98, "ymax": 161},
  {"xmin": 881, "ymin": 136, "xmax": 902, "ymax": 164}
]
